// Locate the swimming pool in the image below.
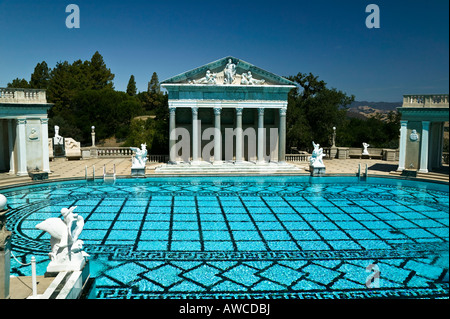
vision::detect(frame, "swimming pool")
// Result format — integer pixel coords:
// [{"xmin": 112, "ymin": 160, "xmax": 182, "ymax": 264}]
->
[{"xmin": 2, "ymin": 176, "xmax": 449, "ymax": 299}]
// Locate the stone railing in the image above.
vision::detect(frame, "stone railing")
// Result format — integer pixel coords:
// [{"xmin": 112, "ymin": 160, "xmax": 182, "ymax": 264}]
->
[
  {"xmin": 285, "ymin": 153, "xmax": 310, "ymax": 162},
  {"xmin": 402, "ymin": 94, "xmax": 449, "ymax": 108},
  {"xmin": 0, "ymin": 87, "xmax": 48, "ymax": 104},
  {"xmin": 96, "ymin": 147, "xmax": 134, "ymax": 158},
  {"xmin": 81, "ymin": 147, "xmax": 169, "ymax": 163}
]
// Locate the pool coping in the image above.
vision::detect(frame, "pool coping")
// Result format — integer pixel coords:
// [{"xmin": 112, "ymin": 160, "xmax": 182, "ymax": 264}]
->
[{"xmin": 1, "ymin": 172, "xmax": 448, "ymax": 192}]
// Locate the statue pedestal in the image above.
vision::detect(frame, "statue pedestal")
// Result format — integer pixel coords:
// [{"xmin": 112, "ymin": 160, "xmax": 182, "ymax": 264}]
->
[
  {"xmin": 131, "ymin": 167, "xmax": 146, "ymax": 177},
  {"xmin": 45, "ymin": 252, "xmax": 87, "ymax": 275},
  {"xmin": 309, "ymin": 165, "xmax": 326, "ymax": 177},
  {"xmin": 0, "ymin": 209, "xmax": 12, "ymax": 299},
  {"xmin": 0, "ymin": 238, "xmax": 11, "ymax": 299}
]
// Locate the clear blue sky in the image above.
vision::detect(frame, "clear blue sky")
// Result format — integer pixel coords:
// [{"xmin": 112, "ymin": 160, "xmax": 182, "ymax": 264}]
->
[{"xmin": 0, "ymin": 0, "xmax": 448, "ymax": 102}]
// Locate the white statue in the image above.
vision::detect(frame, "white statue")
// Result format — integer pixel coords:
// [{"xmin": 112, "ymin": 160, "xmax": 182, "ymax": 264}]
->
[
  {"xmin": 130, "ymin": 143, "xmax": 148, "ymax": 169},
  {"xmin": 190, "ymin": 70, "xmax": 217, "ymax": 84},
  {"xmin": 241, "ymin": 71, "xmax": 265, "ymax": 85},
  {"xmin": 35, "ymin": 206, "xmax": 89, "ymax": 272},
  {"xmin": 53, "ymin": 125, "xmax": 64, "ymax": 145},
  {"xmin": 362, "ymin": 142, "xmax": 370, "ymax": 155},
  {"xmin": 223, "ymin": 58, "xmax": 236, "ymax": 84},
  {"xmin": 310, "ymin": 141, "xmax": 325, "ymax": 168}
]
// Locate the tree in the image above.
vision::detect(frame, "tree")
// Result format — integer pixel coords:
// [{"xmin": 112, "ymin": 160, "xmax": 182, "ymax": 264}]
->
[
  {"xmin": 286, "ymin": 72, "xmax": 354, "ymax": 151},
  {"xmin": 70, "ymin": 89, "xmax": 143, "ymax": 144},
  {"xmin": 148, "ymin": 72, "xmax": 160, "ymax": 94},
  {"xmin": 89, "ymin": 51, "xmax": 114, "ymax": 90},
  {"xmin": 30, "ymin": 61, "xmax": 50, "ymax": 89},
  {"xmin": 7, "ymin": 78, "xmax": 30, "ymax": 88},
  {"xmin": 126, "ymin": 75, "xmax": 137, "ymax": 96}
]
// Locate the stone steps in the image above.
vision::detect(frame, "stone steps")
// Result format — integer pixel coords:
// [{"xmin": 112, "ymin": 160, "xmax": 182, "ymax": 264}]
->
[
  {"xmin": 155, "ymin": 162, "xmax": 303, "ymax": 174},
  {"xmin": 389, "ymin": 170, "xmax": 449, "ymax": 182}
]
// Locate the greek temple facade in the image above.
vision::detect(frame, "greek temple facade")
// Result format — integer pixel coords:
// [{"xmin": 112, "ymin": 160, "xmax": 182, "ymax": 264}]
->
[
  {"xmin": 160, "ymin": 56, "xmax": 296, "ymax": 168},
  {"xmin": 0, "ymin": 88, "xmax": 52, "ymax": 176},
  {"xmin": 397, "ymin": 94, "xmax": 449, "ymax": 173}
]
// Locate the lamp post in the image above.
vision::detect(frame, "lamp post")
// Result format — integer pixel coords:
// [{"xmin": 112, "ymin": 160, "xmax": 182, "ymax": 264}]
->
[
  {"xmin": 330, "ymin": 126, "xmax": 337, "ymax": 159},
  {"xmin": 332, "ymin": 126, "xmax": 336, "ymax": 147},
  {"xmin": 91, "ymin": 126, "xmax": 96, "ymax": 147}
]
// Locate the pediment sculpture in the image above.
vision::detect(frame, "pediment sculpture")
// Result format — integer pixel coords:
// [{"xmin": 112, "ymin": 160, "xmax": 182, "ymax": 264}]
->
[
  {"xmin": 241, "ymin": 71, "xmax": 265, "ymax": 85},
  {"xmin": 189, "ymin": 70, "xmax": 217, "ymax": 84},
  {"xmin": 223, "ymin": 58, "xmax": 237, "ymax": 84}
]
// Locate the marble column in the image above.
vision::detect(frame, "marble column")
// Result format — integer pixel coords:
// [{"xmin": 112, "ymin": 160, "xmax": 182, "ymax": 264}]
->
[
  {"xmin": 40, "ymin": 118, "xmax": 50, "ymax": 173},
  {"xmin": 278, "ymin": 108, "xmax": 287, "ymax": 163},
  {"xmin": 213, "ymin": 107, "xmax": 222, "ymax": 165},
  {"xmin": 15, "ymin": 118, "xmax": 28, "ymax": 176},
  {"xmin": 257, "ymin": 108, "xmax": 265, "ymax": 164},
  {"xmin": 419, "ymin": 121, "xmax": 430, "ymax": 173},
  {"xmin": 169, "ymin": 107, "xmax": 177, "ymax": 164},
  {"xmin": 191, "ymin": 107, "xmax": 200, "ymax": 164},
  {"xmin": 7, "ymin": 120, "xmax": 15, "ymax": 175},
  {"xmin": 397, "ymin": 120, "xmax": 408, "ymax": 171},
  {"xmin": 235, "ymin": 108, "xmax": 243, "ymax": 163}
]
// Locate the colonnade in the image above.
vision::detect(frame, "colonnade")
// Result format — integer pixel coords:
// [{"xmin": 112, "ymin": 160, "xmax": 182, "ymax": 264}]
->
[{"xmin": 168, "ymin": 106, "xmax": 287, "ymax": 164}]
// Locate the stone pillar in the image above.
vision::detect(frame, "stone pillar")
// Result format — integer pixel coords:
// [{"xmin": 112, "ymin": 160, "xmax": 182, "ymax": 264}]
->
[
  {"xmin": 278, "ymin": 108, "xmax": 287, "ymax": 163},
  {"xmin": 330, "ymin": 126, "xmax": 337, "ymax": 159},
  {"xmin": 419, "ymin": 121, "xmax": 430, "ymax": 173},
  {"xmin": 397, "ymin": 120, "xmax": 408, "ymax": 171},
  {"xmin": 191, "ymin": 107, "xmax": 200, "ymax": 164},
  {"xmin": 40, "ymin": 118, "xmax": 50, "ymax": 173},
  {"xmin": 15, "ymin": 118, "xmax": 28, "ymax": 176},
  {"xmin": 0, "ymin": 195, "xmax": 12, "ymax": 300},
  {"xmin": 169, "ymin": 107, "xmax": 177, "ymax": 164},
  {"xmin": 91, "ymin": 126, "xmax": 96, "ymax": 147},
  {"xmin": 257, "ymin": 108, "xmax": 265, "ymax": 164},
  {"xmin": 235, "ymin": 108, "xmax": 243, "ymax": 163},
  {"xmin": 213, "ymin": 107, "xmax": 222, "ymax": 165},
  {"xmin": 7, "ymin": 120, "xmax": 15, "ymax": 175}
]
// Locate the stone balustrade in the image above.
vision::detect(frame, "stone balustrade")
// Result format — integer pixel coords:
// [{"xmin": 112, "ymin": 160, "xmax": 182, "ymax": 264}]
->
[
  {"xmin": 96, "ymin": 147, "xmax": 134, "ymax": 158},
  {"xmin": 0, "ymin": 88, "xmax": 48, "ymax": 104},
  {"xmin": 402, "ymin": 94, "xmax": 449, "ymax": 108},
  {"xmin": 81, "ymin": 147, "xmax": 169, "ymax": 163}
]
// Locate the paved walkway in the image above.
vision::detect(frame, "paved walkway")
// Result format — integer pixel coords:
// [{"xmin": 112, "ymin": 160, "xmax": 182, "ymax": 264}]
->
[{"xmin": 1, "ymin": 158, "xmax": 447, "ymax": 188}]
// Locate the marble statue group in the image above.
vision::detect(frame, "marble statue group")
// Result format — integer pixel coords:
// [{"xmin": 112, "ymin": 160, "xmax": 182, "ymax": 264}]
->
[{"xmin": 36, "ymin": 206, "xmax": 89, "ymax": 272}]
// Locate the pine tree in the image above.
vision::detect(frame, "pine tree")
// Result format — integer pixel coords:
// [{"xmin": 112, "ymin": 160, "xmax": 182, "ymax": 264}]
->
[
  {"xmin": 148, "ymin": 72, "xmax": 160, "ymax": 94},
  {"xmin": 30, "ymin": 61, "xmax": 50, "ymax": 89},
  {"xmin": 89, "ymin": 51, "xmax": 114, "ymax": 90},
  {"xmin": 7, "ymin": 78, "xmax": 30, "ymax": 88},
  {"xmin": 126, "ymin": 75, "xmax": 137, "ymax": 96}
]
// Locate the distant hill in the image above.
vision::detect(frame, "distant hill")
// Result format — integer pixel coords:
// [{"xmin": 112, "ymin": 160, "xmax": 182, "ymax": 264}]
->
[
  {"xmin": 350, "ymin": 101, "xmax": 402, "ymax": 111},
  {"xmin": 347, "ymin": 101, "xmax": 402, "ymax": 120}
]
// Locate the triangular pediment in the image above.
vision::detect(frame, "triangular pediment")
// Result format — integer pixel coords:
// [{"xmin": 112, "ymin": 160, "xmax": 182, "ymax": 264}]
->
[{"xmin": 161, "ymin": 56, "xmax": 295, "ymax": 86}]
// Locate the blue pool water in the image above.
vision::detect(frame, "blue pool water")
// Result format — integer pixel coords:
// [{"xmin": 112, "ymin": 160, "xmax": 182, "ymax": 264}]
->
[{"xmin": 1, "ymin": 176, "xmax": 449, "ymax": 299}]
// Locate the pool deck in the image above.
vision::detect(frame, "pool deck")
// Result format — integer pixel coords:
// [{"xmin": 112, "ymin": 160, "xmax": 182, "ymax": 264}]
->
[
  {"xmin": 1, "ymin": 158, "xmax": 448, "ymax": 188},
  {"xmin": 2, "ymin": 158, "xmax": 448, "ymax": 299}
]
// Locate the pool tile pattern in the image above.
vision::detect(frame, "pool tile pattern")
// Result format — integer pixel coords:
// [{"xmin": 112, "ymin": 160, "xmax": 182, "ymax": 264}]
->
[{"xmin": 2, "ymin": 177, "xmax": 448, "ymax": 299}]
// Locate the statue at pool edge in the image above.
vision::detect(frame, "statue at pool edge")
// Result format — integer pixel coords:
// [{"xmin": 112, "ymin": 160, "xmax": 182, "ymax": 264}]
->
[
  {"xmin": 362, "ymin": 142, "xmax": 370, "ymax": 156},
  {"xmin": 130, "ymin": 143, "xmax": 148, "ymax": 169},
  {"xmin": 309, "ymin": 142, "xmax": 326, "ymax": 176},
  {"xmin": 310, "ymin": 142, "xmax": 325, "ymax": 168},
  {"xmin": 35, "ymin": 206, "xmax": 89, "ymax": 272}
]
